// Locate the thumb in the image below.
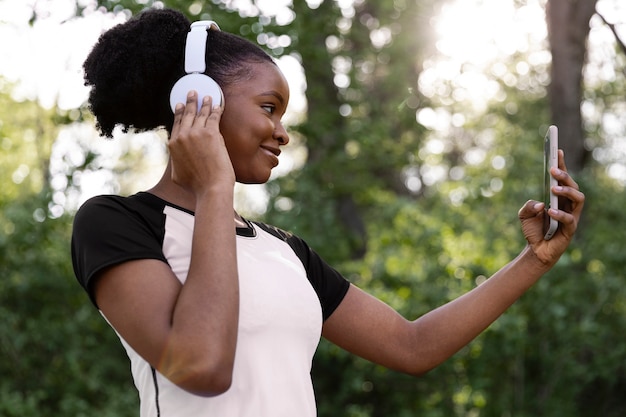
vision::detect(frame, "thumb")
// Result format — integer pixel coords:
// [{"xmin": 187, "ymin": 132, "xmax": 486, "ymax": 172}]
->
[
  {"xmin": 518, "ymin": 199, "xmax": 548, "ymax": 245},
  {"xmin": 518, "ymin": 200, "xmax": 544, "ymax": 221}
]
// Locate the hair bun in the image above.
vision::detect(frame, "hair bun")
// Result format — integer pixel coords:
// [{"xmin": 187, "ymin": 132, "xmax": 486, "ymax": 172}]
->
[{"xmin": 83, "ymin": 9, "xmax": 190, "ymax": 137}]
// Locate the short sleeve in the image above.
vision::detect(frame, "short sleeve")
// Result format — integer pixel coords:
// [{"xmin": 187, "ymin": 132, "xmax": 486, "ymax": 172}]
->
[{"xmin": 71, "ymin": 195, "xmax": 168, "ymax": 307}]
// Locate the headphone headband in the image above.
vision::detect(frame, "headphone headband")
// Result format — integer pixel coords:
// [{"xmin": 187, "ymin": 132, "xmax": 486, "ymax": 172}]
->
[{"xmin": 184, "ymin": 21, "xmax": 220, "ymax": 74}]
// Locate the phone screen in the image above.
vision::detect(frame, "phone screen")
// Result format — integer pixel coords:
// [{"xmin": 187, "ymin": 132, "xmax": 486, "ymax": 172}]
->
[
  {"xmin": 543, "ymin": 133, "xmax": 550, "ymax": 208},
  {"xmin": 543, "ymin": 125, "xmax": 558, "ymax": 239}
]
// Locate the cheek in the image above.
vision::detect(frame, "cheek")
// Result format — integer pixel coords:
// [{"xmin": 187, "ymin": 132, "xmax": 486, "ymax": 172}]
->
[
  {"xmin": 219, "ymin": 116, "xmax": 246, "ymax": 153},
  {"xmin": 218, "ymin": 110, "xmax": 236, "ymax": 139},
  {"xmin": 219, "ymin": 125, "xmax": 255, "ymax": 164}
]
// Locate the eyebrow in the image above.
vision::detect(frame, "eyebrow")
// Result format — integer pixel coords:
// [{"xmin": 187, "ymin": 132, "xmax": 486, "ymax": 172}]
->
[{"xmin": 259, "ymin": 90, "xmax": 286, "ymax": 106}]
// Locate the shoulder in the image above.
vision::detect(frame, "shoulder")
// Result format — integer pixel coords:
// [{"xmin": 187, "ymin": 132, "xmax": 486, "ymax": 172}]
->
[
  {"xmin": 74, "ymin": 192, "xmax": 167, "ymax": 230},
  {"xmin": 75, "ymin": 194, "xmax": 124, "ymax": 213},
  {"xmin": 75, "ymin": 192, "xmax": 162, "ymax": 216},
  {"xmin": 72, "ymin": 192, "xmax": 172, "ymax": 260},
  {"xmin": 71, "ymin": 193, "xmax": 170, "ymax": 304}
]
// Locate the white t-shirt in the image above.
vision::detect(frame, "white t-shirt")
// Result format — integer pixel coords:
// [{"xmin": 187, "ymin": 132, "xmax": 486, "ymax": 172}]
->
[{"xmin": 72, "ymin": 192, "xmax": 350, "ymax": 417}]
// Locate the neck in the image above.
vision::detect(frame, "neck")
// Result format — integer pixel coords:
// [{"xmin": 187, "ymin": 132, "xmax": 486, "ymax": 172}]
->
[
  {"xmin": 145, "ymin": 163, "xmax": 193, "ymax": 211},
  {"xmin": 147, "ymin": 161, "xmax": 243, "ymax": 225}
]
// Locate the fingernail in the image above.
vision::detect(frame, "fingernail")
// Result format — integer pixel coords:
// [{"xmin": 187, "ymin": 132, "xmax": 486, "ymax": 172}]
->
[
  {"xmin": 555, "ymin": 186, "xmax": 563, "ymax": 192},
  {"xmin": 187, "ymin": 90, "xmax": 195, "ymax": 98}
]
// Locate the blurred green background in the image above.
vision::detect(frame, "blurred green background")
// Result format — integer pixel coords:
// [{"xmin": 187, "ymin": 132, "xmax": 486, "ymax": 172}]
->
[{"xmin": 1, "ymin": 0, "xmax": 625, "ymax": 415}]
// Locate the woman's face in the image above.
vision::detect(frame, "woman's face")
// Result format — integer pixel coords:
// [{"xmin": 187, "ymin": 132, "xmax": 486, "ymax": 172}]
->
[{"xmin": 219, "ymin": 61, "xmax": 291, "ymax": 184}]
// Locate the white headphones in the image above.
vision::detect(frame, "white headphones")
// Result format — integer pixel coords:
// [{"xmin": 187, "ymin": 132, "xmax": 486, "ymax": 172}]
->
[{"xmin": 169, "ymin": 20, "xmax": 224, "ymax": 113}]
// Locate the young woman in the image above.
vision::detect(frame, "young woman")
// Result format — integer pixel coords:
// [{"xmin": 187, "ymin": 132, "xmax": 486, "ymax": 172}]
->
[{"xmin": 71, "ymin": 8, "xmax": 585, "ymax": 417}]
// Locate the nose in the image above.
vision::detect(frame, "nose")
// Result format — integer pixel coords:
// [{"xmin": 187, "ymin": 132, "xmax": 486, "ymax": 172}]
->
[{"xmin": 274, "ymin": 122, "xmax": 290, "ymax": 146}]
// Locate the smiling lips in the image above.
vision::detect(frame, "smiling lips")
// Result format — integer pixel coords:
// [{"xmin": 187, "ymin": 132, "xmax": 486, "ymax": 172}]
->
[{"xmin": 261, "ymin": 146, "xmax": 281, "ymax": 166}]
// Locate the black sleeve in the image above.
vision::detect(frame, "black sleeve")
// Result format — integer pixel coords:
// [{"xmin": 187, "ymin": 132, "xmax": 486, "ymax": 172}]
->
[
  {"xmin": 71, "ymin": 195, "xmax": 168, "ymax": 307},
  {"xmin": 253, "ymin": 222, "xmax": 350, "ymax": 321}
]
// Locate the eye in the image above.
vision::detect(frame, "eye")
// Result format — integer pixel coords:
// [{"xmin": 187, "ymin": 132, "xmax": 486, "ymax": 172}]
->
[{"xmin": 261, "ymin": 104, "xmax": 276, "ymax": 115}]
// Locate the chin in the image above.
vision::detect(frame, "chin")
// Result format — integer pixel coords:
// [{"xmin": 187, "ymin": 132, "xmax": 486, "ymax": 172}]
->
[{"xmin": 237, "ymin": 173, "xmax": 272, "ymax": 185}]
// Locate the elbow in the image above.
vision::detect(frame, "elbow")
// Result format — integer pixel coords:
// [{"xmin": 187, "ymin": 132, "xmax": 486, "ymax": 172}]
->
[
  {"xmin": 382, "ymin": 357, "xmax": 439, "ymax": 378},
  {"xmin": 406, "ymin": 363, "xmax": 438, "ymax": 378},
  {"xmin": 183, "ymin": 364, "xmax": 234, "ymax": 397},
  {"xmin": 396, "ymin": 352, "xmax": 446, "ymax": 378},
  {"xmin": 161, "ymin": 355, "xmax": 235, "ymax": 397},
  {"xmin": 170, "ymin": 362, "xmax": 234, "ymax": 397}
]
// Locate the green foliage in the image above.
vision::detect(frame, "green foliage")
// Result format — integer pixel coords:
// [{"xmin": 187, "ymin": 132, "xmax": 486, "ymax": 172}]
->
[
  {"xmin": 0, "ymin": 89, "xmax": 138, "ymax": 416},
  {"xmin": 0, "ymin": 194, "xmax": 138, "ymax": 417}
]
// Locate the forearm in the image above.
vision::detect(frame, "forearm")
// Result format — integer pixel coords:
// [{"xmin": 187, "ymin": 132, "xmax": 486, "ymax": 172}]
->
[
  {"xmin": 408, "ymin": 245, "xmax": 549, "ymax": 373},
  {"xmin": 163, "ymin": 186, "xmax": 239, "ymax": 391}
]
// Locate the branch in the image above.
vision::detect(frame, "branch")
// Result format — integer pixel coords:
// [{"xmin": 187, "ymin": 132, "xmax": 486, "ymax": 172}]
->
[{"xmin": 596, "ymin": 10, "xmax": 626, "ymax": 57}]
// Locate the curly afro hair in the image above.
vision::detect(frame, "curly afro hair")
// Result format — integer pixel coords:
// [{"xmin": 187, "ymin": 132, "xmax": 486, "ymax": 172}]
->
[{"xmin": 83, "ymin": 8, "xmax": 274, "ymax": 138}]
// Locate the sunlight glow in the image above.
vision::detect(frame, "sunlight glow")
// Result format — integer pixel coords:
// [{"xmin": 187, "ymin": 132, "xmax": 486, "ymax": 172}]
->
[
  {"xmin": 0, "ymin": 0, "xmax": 126, "ymax": 109},
  {"xmin": 422, "ymin": 0, "xmax": 626, "ymax": 185},
  {"xmin": 421, "ymin": 0, "xmax": 549, "ymax": 118},
  {"xmin": 435, "ymin": 0, "xmax": 547, "ymax": 65}
]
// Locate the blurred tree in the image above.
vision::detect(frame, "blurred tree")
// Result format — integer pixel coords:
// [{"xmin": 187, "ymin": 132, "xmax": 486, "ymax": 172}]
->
[{"xmin": 546, "ymin": 0, "xmax": 598, "ymax": 173}]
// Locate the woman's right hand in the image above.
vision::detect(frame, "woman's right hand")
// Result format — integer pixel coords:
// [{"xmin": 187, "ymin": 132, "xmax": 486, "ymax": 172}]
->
[{"xmin": 168, "ymin": 90, "xmax": 235, "ymax": 195}]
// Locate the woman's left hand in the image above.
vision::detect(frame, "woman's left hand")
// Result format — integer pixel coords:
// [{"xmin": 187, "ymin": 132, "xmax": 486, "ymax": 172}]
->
[{"xmin": 517, "ymin": 149, "xmax": 585, "ymax": 268}]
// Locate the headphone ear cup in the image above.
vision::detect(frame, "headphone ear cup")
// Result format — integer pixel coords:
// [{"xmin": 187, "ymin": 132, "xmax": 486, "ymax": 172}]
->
[{"xmin": 169, "ymin": 73, "xmax": 224, "ymax": 113}]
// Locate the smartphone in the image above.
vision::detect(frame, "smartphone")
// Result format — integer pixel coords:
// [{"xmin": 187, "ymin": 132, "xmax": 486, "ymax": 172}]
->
[{"xmin": 543, "ymin": 125, "xmax": 558, "ymax": 240}]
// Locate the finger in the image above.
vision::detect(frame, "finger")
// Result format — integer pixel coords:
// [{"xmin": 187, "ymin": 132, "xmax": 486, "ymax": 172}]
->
[
  {"xmin": 180, "ymin": 90, "xmax": 199, "ymax": 127},
  {"xmin": 206, "ymin": 103, "xmax": 224, "ymax": 124},
  {"xmin": 170, "ymin": 102, "xmax": 185, "ymax": 138},
  {"xmin": 194, "ymin": 95, "xmax": 214, "ymax": 126},
  {"xmin": 557, "ymin": 149, "xmax": 568, "ymax": 171},
  {"xmin": 518, "ymin": 199, "xmax": 544, "ymax": 220},
  {"xmin": 552, "ymin": 185, "xmax": 585, "ymax": 217},
  {"xmin": 552, "ymin": 184, "xmax": 585, "ymax": 204},
  {"xmin": 546, "ymin": 207, "xmax": 577, "ymax": 238},
  {"xmin": 551, "ymin": 163, "xmax": 580, "ymax": 191}
]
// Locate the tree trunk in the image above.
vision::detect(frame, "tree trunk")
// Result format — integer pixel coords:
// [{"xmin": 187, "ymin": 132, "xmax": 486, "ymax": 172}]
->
[{"xmin": 546, "ymin": 0, "xmax": 598, "ymax": 174}]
